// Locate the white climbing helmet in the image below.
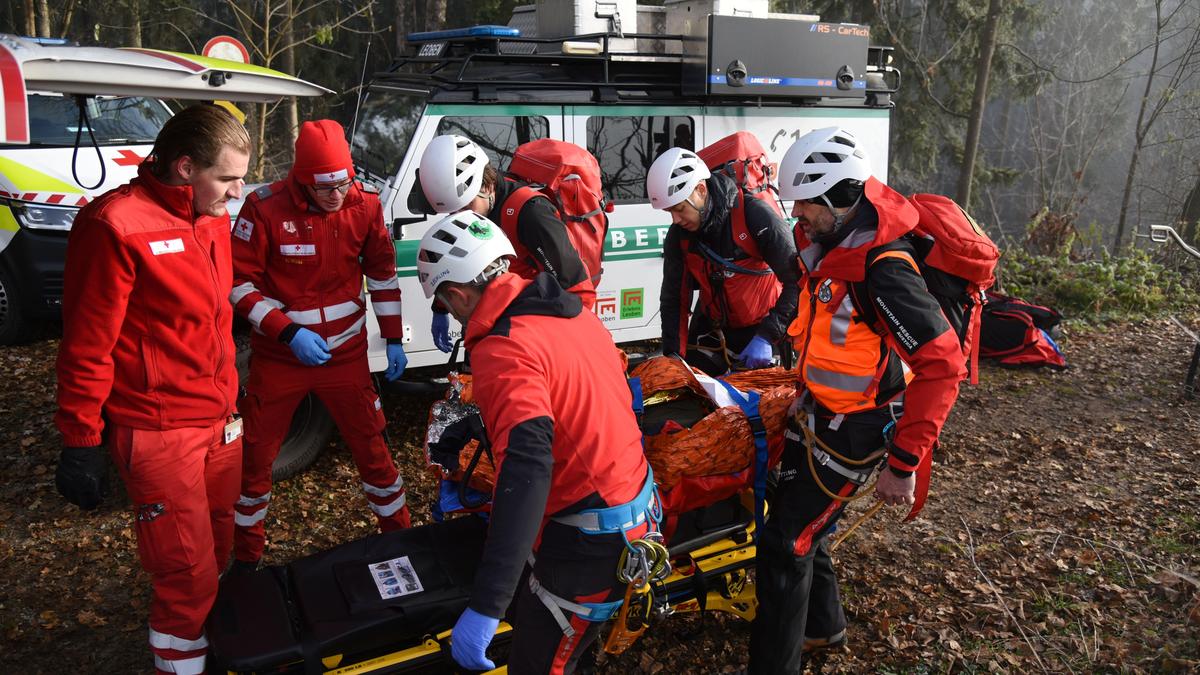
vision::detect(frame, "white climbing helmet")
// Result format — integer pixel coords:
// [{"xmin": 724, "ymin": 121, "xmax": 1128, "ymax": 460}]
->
[
  {"xmin": 646, "ymin": 147, "xmax": 711, "ymax": 210},
  {"xmin": 419, "ymin": 134, "xmax": 490, "ymax": 213},
  {"xmin": 778, "ymin": 127, "xmax": 872, "ymax": 202},
  {"xmin": 417, "ymin": 212, "xmax": 516, "ymax": 298}
]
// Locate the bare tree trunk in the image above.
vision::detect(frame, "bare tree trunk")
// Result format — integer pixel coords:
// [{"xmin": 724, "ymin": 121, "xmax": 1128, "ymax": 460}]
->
[
  {"xmin": 35, "ymin": 0, "xmax": 50, "ymax": 37},
  {"xmin": 129, "ymin": 0, "xmax": 142, "ymax": 48},
  {"xmin": 253, "ymin": 0, "xmax": 273, "ymax": 181},
  {"xmin": 23, "ymin": 0, "xmax": 35, "ymax": 36},
  {"xmin": 427, "ymin": 0, "xmax": 447, "ymax": 32},
  {"xmin": 283, "ymin": 0, "xmax": 299, "ymax": 148},
  {"xmin": 955, "ymin": 0, "xmax": 1003, "ymax": 207},
  {"xmin": 1114, "ymin": 1, "xmax": 1164, "ymax": 251},
  {"xmin": 58, "ymin": 0, "xmax": 77, "ymax": 38},
  {"xmin": 394, "ymin": 0, "xmax": 408, "ymax": 54},
  {"xmin": 1180, "ymin": 174, "xmax": 1200, "ymax": 244}
]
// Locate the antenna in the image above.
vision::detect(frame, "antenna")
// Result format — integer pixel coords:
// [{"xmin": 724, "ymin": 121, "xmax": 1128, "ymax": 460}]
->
[{"xmin": 349, "ymin": 37, "xmax": 372, "ymax": 148}]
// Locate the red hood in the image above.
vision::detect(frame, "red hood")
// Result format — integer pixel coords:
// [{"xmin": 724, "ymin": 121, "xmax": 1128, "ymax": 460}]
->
[
  {"xmin": 795, "ymin": 177, "xmax": 919, "ymax": 282},
  {"xmin": 466, "ymin": 273, "xmax": 529, "ymax": 350},
  {"xmin": 465, "ymin": 272, "xmax": 583, "ymax": 350}
]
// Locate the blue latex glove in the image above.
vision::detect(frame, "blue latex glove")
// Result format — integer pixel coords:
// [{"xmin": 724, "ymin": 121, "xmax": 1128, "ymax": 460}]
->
[
  {"xmin": 289, "ymin": 327, "xmax": 331, "ymax": 366},
  {"xmin": 737, "ymin": 335, "xmax": 774, "ymax": 369},
  {"xmin": 450, "ymin": 607, "xmax": 499, "ymax": 671},
  {"xmin": 385, "ymin": 343, "xmax": 408, "ymax": 381},
  {"xmin": 431, "ymin": 312, "xmax": 453, "ymax": 353}
]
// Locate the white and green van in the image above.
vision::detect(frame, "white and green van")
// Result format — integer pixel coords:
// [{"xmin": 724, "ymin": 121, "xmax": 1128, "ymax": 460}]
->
[{"xmin": 349, "ymin": 2, "xmax": 900, "ymax": 373}]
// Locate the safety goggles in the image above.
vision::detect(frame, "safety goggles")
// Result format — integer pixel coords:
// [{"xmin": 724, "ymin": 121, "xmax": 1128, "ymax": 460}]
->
[{"xmin": 310, "ymin": 180, "xmax": 353, "ymax": 196}]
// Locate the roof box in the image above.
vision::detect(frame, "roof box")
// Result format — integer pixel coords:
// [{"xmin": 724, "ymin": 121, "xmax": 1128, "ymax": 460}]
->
[
  {"xmin": 535, "ymin": 0, "xmax": 638, "ymax": 52},
  {"xmin": 681, "ymin": 14, "xmax": 870, "ymax": 98}
]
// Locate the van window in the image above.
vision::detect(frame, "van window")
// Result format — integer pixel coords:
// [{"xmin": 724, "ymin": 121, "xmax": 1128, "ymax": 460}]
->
[
  {"xmin": 27, "ymin": 94, "xmax": 169, "ymax": 146},
  {"xmin": 352, "ymin": 89, "xmax": 424, "ymax": 181},
  {"xmin": 435, "ymin": 116, "xmax": 550, "ymax": 168},
  {"xmin": 586, "ymin": 116, "xmax": 694, "ymax": 203}
]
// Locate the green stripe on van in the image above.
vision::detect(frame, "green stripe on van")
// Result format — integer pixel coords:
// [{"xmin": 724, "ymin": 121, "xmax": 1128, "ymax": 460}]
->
[{"xmin": 394, "ymin": 223, "xmax": 669, "ymax": 277}]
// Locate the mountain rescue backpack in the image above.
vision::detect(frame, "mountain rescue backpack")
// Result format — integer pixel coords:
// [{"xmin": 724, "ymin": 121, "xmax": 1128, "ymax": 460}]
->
[
  {"xmin": 852, "ymin": 194, "xmax": 1001, "ymax": 384},
  {"xmin": 697, "ymin": 131, "xmax": 784, "ymax": 217},
  {"xmin": 980, "ymin": 291, "xmax": 1067, "ymax": 369},
  {"xmin": 500, "ymin": 139, "xmax": 612, "ymax": 285},
  {"xmin": 690, "ymin": 131, "xmax": 782, "ymax": 268}
]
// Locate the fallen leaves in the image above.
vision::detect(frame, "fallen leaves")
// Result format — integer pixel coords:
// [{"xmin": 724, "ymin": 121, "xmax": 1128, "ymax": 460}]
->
[{"xmin": 2, "ymin": 320, "xmax": 1200, "ymax": 672}]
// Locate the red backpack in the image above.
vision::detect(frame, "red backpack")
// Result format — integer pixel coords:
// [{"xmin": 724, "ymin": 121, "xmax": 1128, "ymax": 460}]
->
[
  {"xmin": 501, "ymin": 139, "xmax": 612, "ymax": 285},
  {"xmin": 854, "ymin": 194, "xmax": 1000, "ymax": 384},
  {"xmin": 980, "ymin": 291, "xmax": 1067, "ymax": 369},
  {"xmin": 696, "ymin": 131, "xmax": 784, "ymax": 261}
]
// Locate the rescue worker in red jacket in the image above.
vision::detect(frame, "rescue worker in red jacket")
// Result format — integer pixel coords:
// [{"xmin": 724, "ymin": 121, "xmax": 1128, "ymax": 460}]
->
[
  {"xmin": 646, "ymin": 147, "xmax": 799, "ymax": 375},
  {"xmin": 228, "ymin": 120, "xmax": 410, "ymax": 568},
  {"xmin": 54, "ymin": 104, "xmax": 251, "ymax": 675},
  {"xmin": 748, "ymin": 127, "xmax": 967, "ymax": 674},
  {"xmin": 418, "ymin": 134, "xmax": 595, "ymax": 351},
  {"xmin": 416, "ymin": 212, "xmax": 654, "ymax": 674}
]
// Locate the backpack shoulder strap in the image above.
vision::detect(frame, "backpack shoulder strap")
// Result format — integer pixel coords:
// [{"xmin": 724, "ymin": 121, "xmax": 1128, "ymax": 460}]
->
[
  {"xmin": 849, "ymin": 238, "xmax": 920, "ymax": 332},
  {"xmin": 499, "ymin": 184, "xmax": 553, "ymax": 238},
  {"xmin": 729, "ymin": 190, "xmax": 764, "ymax": 260}
]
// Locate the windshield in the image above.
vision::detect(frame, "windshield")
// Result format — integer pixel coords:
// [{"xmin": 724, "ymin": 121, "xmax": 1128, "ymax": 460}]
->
[
  {"xmin": 350, "ymin": 87, "xmax": 425, "ymax": 182},
  {"xmin": 26, "ymin": 94, "xmax": 169, "ymax": 146}
]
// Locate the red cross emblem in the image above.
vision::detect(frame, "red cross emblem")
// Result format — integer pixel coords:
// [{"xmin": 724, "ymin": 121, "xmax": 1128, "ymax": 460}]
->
[{"xmin": 113, "ymin": 150, "xmax": 145, "ymax": 167}]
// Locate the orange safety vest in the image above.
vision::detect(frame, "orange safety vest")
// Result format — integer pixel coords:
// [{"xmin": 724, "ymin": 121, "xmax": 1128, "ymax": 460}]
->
[{"xmin": 788, "ymin": 249, "xmax": 916, "ymax": 413}]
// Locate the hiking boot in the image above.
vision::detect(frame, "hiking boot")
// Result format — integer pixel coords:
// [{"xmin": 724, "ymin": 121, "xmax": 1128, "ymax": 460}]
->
[{"xmin": 802, "ymin": 629, "xmax": 847, "ymax": 654}]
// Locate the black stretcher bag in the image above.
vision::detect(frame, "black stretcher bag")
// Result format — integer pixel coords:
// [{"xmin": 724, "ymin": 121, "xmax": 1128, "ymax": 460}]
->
[
  {"xmin": 208, "ymin": 514, "xmax": 490, "ymax": 673},
  {"xmin": 208, "ymin": 495, "xmax": 755, "ymax": 674}
]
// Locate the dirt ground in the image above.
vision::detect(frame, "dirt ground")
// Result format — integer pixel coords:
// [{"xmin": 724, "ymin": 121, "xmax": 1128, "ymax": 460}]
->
[{"xmin": 2, "ymin": 317, "xmax": 1198, "ymax": 674}]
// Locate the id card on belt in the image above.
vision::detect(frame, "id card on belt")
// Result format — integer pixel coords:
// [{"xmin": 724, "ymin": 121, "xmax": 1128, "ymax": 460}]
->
[{"xmin": 224, "ymin": 415, "xmax": 244, "ymax": 445}]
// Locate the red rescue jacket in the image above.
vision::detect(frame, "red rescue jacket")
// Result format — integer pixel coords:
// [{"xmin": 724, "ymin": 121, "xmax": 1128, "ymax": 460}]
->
[
  {"xmin": 230, "ymin": 178, "xmax": 402, "ymax": 365},
  {"xmin": 55, "ymin": 164, "xmax": 238, "ymax": 447},
  {"xmin": 464, "ymin": 272, "xmax": 648, "ymax": 618},
  {"xmin": 790, "ymin": 178, "xmax": 966, "ymax": 473}
]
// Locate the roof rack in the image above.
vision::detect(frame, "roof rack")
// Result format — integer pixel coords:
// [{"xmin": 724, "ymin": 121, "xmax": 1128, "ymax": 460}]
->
[{"xmin": 373, "ymin": 25, "xmax": 898, "ymax": 105}]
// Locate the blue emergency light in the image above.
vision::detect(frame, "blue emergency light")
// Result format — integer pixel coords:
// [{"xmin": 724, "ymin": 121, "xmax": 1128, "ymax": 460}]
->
[
  {"xmin": 406, "ymin": 25, "xmax": 520, "ymax": 42},
  {"xmin": 20, "ymin": 36, "xmax": 71, "ymax": 46}
]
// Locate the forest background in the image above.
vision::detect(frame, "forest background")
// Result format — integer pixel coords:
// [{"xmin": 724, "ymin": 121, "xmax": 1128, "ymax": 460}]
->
[{"xmin": 4, "ymin": 0, "xmax": 1199, "ymax": 262}]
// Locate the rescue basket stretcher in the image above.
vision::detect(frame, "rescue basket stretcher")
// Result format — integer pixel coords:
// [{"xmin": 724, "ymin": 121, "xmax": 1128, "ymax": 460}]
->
[{"xmin": 208, "ymin": 357, "xmax": 792, "ymax": 673}]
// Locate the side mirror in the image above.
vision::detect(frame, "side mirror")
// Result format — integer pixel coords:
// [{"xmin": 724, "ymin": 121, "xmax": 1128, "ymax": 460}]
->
[{"xmin": 407, "ymin": 168, "xmax": 437, "ymax": 216}]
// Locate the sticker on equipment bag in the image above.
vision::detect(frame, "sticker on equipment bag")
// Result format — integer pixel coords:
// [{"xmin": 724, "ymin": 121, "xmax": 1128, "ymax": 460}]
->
[{"xmin": 369, "ymin": 556, "xmax": 424, "ymax": 599}]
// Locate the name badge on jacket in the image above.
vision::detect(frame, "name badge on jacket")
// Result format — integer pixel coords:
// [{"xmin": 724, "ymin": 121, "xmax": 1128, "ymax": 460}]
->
[
  {"xmin": 280, "ymin": 244, "xmax": 316, "ymax": 256},
  {"xmin": 149, "ymin": 238, "xmax": 185, "ymax": 255}
]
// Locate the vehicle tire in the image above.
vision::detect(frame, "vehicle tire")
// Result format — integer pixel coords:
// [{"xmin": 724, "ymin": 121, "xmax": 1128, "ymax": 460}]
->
[
  {"xmin": 234, "ymin": 334, "xmax": 335, "ymax": 482},
  {"xmin": 0, "ymin": 265, "xmax": 44, "ymax": 345}
]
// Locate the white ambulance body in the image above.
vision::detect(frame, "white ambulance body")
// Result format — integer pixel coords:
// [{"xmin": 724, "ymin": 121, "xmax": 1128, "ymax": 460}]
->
[{"xmin": 0, "ymin": 34, "xmax": 328, "ymax": 344}]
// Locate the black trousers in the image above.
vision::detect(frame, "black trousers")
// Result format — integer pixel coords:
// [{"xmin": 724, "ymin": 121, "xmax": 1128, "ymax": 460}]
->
[
  {"xmin": 685, "ymin": 313, "xmax": 765, "ymax": 376},
  {"xmin": 748, "ymin": 407, "xmax": 892, "ymax": 674},
  {"xmin": 507, "ymin": 549, "xmax": 625, "ymax": 675}
]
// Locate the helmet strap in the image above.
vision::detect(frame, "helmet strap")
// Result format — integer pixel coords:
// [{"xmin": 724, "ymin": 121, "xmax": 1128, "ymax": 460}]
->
[{"xmin": 818, "ymin": 192, "xmax": 863, "ymax": 230}]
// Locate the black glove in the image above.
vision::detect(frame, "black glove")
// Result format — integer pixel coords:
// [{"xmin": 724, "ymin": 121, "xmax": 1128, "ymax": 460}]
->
[{"xmin": 55, "ymin": 446, "xmax": 109, "ymax": 510}]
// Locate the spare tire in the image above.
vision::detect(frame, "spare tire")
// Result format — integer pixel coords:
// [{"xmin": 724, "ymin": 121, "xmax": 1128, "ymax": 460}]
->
[{"xmin": 234, "ymin": 332, "xmax": 335, "ymax": 481}]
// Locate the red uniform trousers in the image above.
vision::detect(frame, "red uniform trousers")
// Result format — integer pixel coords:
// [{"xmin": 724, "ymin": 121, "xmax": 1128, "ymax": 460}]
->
[
  {"xmin": 109, "ymin": 418, "xmax": 242, "ymax": 675},
  {"xmin": 233, "ymin": 355, "xmax": 409, "ymax": 562}
]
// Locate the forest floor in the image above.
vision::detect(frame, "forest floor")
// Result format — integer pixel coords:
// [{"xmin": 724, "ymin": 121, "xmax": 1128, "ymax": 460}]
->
[{"xmin": 2, "ymin": 317, "xmax": 1198, "ymax": 673}]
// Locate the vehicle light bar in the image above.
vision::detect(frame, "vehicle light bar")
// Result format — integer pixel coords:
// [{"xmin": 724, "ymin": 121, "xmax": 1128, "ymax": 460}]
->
[{"xmin": 406, "ymin": 25, "xmax": 520, "ymax": 42}]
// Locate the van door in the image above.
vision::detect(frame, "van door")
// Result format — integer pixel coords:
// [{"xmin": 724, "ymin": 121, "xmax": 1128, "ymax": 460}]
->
[
  {"xmin": 567, "ymin": 105, "xmax": 702, "ymax": 346},
  {"xmin": 357, "ymin": 101, "xmax": 564, "ymax": 369}
]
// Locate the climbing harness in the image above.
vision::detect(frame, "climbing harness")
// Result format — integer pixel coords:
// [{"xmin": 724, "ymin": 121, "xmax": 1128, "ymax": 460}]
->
[{"xmin": 528, "ymin": 468, "xmax": 670, "ymax": 640}]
